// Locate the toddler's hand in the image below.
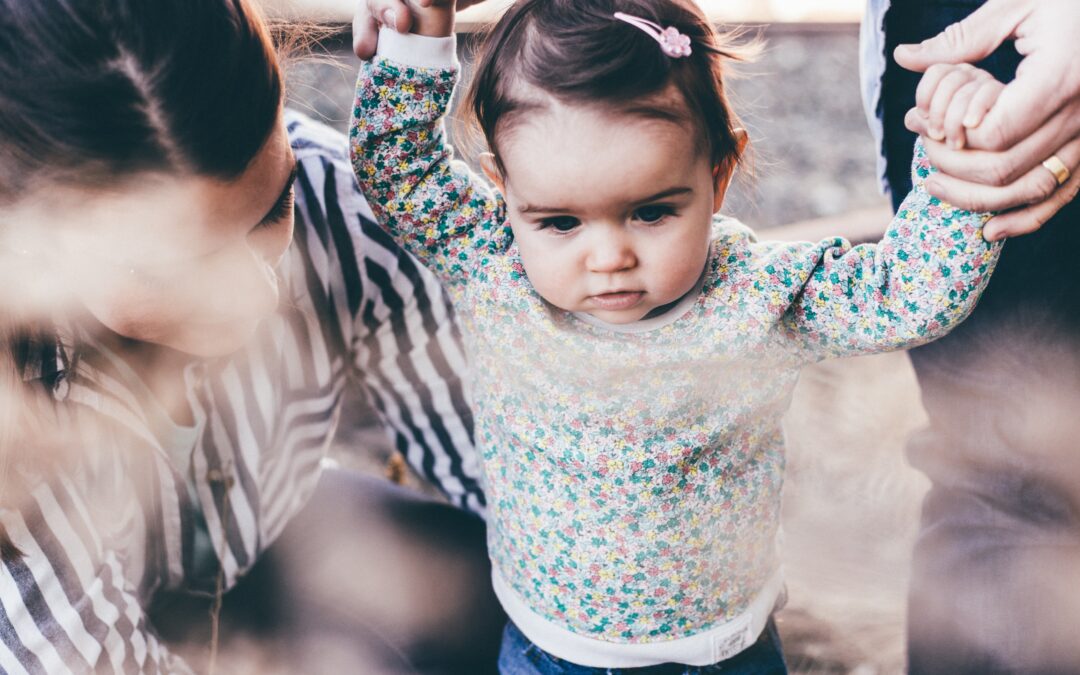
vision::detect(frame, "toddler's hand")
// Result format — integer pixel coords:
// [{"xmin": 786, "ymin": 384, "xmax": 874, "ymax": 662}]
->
[
  {"xmin": 911, "ymin": 63, "xmax": 1004, "ymax": 150},
  {"xmin": 354, "ymin": 0, "xmax": 463, "ymax": 58}
]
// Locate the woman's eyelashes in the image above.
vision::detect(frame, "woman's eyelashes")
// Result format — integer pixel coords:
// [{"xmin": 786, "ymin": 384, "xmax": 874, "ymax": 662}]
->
[{"xmin": 258, "ymin": 189, "xmax": 294, "ymax": 230}]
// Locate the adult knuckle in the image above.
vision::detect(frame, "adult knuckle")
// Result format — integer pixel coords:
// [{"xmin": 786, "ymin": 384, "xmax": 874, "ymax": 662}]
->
[
  {"xmin": 982, "ymin": 161, "xmax": 1013, "ymax": 188},
  {"xmin": 949, "ymin": 187, "xmax": 985, "ymax": 211},
  {"xmin": 1029, "ymin": 171, "xmax": 1059, "ymax": 200},
  {"xmin": 1010, "ymin": 212, "xmax": 1043, "ymax": 236},
  {"xmin": 943, "ymin": 23, "xmax": 968, "ymax": 52},
  {"xmin": 1064, "ymin": 180, "xmax": 1080, "ymax": 204},
  {"xmin": 998, "ymin": 223, "xmax": 1023, "ymax": 238}
]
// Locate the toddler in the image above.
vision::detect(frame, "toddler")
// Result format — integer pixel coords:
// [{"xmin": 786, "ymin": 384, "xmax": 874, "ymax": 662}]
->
[{"xmin": 350, "ymin": 0, "xmax": 1003, "ymax": 670}]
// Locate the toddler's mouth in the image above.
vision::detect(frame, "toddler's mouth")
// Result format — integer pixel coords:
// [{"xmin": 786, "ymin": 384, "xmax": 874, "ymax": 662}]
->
[{"xmin": 589, "ymin": 290, "xmax": 644, "ymax": 311}]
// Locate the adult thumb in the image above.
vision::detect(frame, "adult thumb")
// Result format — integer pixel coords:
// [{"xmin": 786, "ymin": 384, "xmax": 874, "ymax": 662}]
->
[{"xmin": 893, "ymin": 0, "xmax": 1023, "ymax": 72}]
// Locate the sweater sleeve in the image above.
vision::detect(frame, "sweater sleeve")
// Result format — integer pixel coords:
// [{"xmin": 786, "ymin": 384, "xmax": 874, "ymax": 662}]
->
[
  {"xmin": 349, "ymin": 31, "xmax": 509, "ymax": 294},
  {"xmin": 771, "ymin": 139, "xmax": 1002, "ymax": 360}
]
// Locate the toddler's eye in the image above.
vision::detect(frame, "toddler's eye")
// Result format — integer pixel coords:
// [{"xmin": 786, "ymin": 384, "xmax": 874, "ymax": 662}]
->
[
  {"xmin": 633, "ymin": 204, "xmax": 675, "ymax": 223},
  {"xmin": 539, "ymin": 216, "xmax": 580, "ymax": 233}
]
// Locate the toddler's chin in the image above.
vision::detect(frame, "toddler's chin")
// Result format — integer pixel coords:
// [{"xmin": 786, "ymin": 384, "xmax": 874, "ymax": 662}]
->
[{"xmin": 582, "ymin": 307, "xmax": 651, "ymax": 325}]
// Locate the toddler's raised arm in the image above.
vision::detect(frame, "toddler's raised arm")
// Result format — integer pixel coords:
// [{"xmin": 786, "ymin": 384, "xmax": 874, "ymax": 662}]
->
[{"xmin": 349, "ymin": 29, "xmax": 507, "ymax": 292}]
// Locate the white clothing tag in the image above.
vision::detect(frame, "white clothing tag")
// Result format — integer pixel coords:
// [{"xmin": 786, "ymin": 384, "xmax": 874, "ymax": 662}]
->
[{"xmin": 711, "ymin": 613, "xmax": 754, "ymax": 662}]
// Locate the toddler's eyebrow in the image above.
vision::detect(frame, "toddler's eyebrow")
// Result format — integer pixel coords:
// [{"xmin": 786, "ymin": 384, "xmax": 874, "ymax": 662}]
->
[
  {"xmin": 518, "ymin": 186, "xmax": 693, "ymax": 214},
  {"xmin": 631, "ymin": 186, "xmax": 694, "ymax": 204}
]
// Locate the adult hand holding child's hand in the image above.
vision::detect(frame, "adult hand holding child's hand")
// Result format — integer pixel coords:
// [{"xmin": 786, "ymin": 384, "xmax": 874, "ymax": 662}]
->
[
  {"xmin": 354, "ymin": 0, "xmax": 480, "ymax": 57},
  {"xmin": 895, "ymin": 0, "xmax": 1080, "ymax": 240}
]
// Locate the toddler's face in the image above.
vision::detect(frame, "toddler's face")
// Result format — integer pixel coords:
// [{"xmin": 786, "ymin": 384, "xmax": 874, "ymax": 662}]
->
[{"xmin": 490, "ymin": 98, "xmax": 734, "ymax": 324}]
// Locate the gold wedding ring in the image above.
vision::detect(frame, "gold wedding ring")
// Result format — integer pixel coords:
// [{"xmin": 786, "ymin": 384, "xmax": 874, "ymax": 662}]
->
[{"xmin": 1042, "ymin": 155, "xmax": 1071, "ymax": 186}]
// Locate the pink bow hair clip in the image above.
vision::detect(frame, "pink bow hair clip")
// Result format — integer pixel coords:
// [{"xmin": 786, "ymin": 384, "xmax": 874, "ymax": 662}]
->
[{"xmin": 613, "ymin": 11, "xmax": 692, "ymax": 58}]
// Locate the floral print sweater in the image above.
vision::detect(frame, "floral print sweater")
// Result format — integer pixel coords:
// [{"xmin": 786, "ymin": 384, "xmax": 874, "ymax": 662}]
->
[{"xmin": 349, "ymin": 36, "xmax": 1000, "ymax": 661}]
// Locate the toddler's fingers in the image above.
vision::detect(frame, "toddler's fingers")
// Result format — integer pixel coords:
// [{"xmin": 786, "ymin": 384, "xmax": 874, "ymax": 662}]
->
[
  {"xmin": 943, "ymin": 80, "xmax": 981, "ymax": 149},
  {"xmin": 914, "ymin": 64, "xmax": 947, "ymax": 113},
  {"xmin": 369, "ymin": 0, "xmax": 413, "ymax": 32},
  {"xmin": 927, "ymin": 65, "xmax": 977, "ymax": 142},
  {"xmin": 904, "ymin": 106, "xmax": 930, "ymax": 136},
  {"xmin": 353, "ymin": 2, "xmax": 376, "ymax": 58},
  {"xmin": 915, "ymin": 63, "xmax": 968, "ymax": 115},
  {"xmin": 354, "ymin": 0, "xmax": 413, "ymax": 58},
  {"xmin": 353, "ymin": 1, "xmax": 378, "ymax": 59},
  {"xmin": 963, "ymin": 79, "xmax": 1005, "ymax": 130}
]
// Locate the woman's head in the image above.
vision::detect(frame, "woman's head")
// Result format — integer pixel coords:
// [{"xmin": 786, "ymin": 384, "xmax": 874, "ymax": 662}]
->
[
  {"xmin": 467, "ymin": 0, "xmax": 751, "ymax": 324},
  {"xmin": 0, "ymin": 0, "xmax": 283, "ymax": 198},
  {"xmin": 0, "ymin": 0, "xmax": 295, "ymax": 356}
]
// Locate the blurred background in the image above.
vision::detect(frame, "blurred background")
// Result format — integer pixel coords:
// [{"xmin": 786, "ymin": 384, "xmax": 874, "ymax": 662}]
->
[
  {"xmin": 266, "ymin": 0, "xmax": 892, "ymax": 233},
  {"xmin": 253, "ymin": 2, "xmax": 927, "ymax": 673}
]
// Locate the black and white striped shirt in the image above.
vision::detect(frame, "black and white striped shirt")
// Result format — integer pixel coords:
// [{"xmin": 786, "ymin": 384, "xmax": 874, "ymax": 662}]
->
[{"xmin": 0, "ymin": 111, "xmax": 484, "ymax": 674}]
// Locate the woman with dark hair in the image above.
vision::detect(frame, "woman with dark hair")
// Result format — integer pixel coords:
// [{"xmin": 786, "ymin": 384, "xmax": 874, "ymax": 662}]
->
[{"xmin": 0, "ymin": 1, "xmax": 503, "ymax": 672}]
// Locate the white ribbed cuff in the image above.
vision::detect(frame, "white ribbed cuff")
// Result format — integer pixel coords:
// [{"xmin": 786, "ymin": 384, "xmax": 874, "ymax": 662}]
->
[
  {"xmin": 492, "ymin": 567, "xmax": 785, "ymax": 667},
  {"xmin": 375, "ymin": 26, "xmax": 458, "ymax": 70}
]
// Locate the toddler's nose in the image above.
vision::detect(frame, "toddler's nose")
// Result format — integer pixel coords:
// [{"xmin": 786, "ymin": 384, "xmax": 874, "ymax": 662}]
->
[{"xmin": 586, "ymin": 231, "xmax": 637, "ymax": 273}]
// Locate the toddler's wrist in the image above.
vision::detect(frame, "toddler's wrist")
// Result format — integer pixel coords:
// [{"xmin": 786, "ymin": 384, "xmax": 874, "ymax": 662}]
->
[{"xmin": 411, "ymin": 5, "xmax": 455, "ymax": 38}]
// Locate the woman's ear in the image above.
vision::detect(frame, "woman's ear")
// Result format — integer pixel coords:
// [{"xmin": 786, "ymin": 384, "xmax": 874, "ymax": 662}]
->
[
  {"xmin": 712, "ymin": 128, "xmax": 749, "ymax": 213},
  {"xmin": 479, "ymin": 152, "xmax": 505, "ymax": 193}
]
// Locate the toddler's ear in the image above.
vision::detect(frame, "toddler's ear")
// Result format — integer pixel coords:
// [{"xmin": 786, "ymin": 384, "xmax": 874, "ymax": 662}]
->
[
  {"xmin": 479, "ymin": 152, "xmax": 506, "ymax": 193},
  {"xmin": 712, "ymin": 128, "xmax": 749, "ymax": 213}
]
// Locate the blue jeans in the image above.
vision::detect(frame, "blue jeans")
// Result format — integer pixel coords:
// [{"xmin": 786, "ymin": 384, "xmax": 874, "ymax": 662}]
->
[
  {"xmin": 882, "ymin": 1, "xmax": 1080, "ymax": 672},
  {"xmin": 497, "ymin": 621, "xmax": 787, "ymax": 675}
]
